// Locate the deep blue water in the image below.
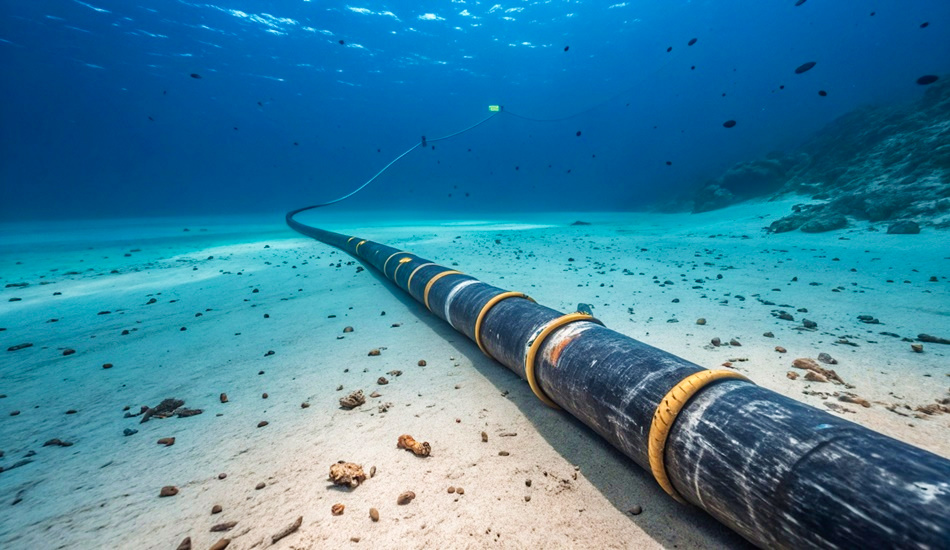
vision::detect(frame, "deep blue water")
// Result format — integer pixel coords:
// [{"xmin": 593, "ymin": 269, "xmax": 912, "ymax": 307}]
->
[{"xmin": 1, "ymin": 1, "xmax": 948, "ymax": 221}]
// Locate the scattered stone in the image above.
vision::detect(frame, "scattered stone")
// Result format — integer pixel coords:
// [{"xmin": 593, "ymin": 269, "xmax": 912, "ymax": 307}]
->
[
  {"xmin": 270, "ymin": 516, "xmax": 303, "ymax": 545},
  {"xmin": 498, "ymin": 451, "xmax": 510, "ymax": 456},
  {"xmin": 176, "ymin": 537, "xmax": 191, "ymax": 550},
  {"xmin": 329, "ymin": 461, "xmax": 367, "ymax": 488},
  {"xmin": 456, "ymin": 487, "xmax": 465, "ymax": 495},
  {"xmin": 838, "ymin": 393, "xmax": 871, "ymax": 408},
  {"xmin": 212, "ymin": 505, "xmax": 222, "ymax": 514},
  {"xmin": 257, "ymin": 421, "xmax": 268, "ymax": 428},
  {"xmin": 123, "ymin": 428, "xmax": 138, "ymax": 436},
  {"xmin": 264, "ymin": 350, "xmax": 275, "ymax": 357},
  {"xmin": 525, "ymin": 495, "xmax": 531, "ymax": 502},
  {"xmin": 160, "ymin": 486, "xmax": 179, "ymax": 497},
  {"xmin": 262, "ymin": 393, "xmax": 268, "ymax": 399},
  {"xmin": 220, "ymin": 393, "xmax": 228, "ymax": 403},
  {"xmin": 628, "ymin": 505, "xmax": 643, "ymax": 515},
  {"xmin": 397, "ymin": 434, "xmax": 431, "ymax": 457},
  {"xmin": 711, "ymin": 337, "xmax": 721, "ymax": 347},
  {"xmin": 336, "ymin": 385, "xmax": 344, "ymax": 391},
  {"xmin": 481, "ymin": 431, "xmax": 488, "ymax": 442},
  {"xmin": 332, "ymin": 503, "xmax": 345, "ymax": 516},
  {"xmin": 378, "ymin": 402, "xmax": 392, "ymax": 413},
  {"xmin": 729, "ymin": 338, "xmax": 741, "ymax": 347},
  {"xmin": 857, "ymin": 315, "xmax": 881, "ymax": 324},
  {"xmin": 377, "ymin": 377, "xmax": 389, "ymax": 385},
  {"xmin": 255, "ymin": 482, "xmax": 266, "ymax": 490},
  {"xmin": 387, "ymin": 370, "xmax": 402, "ymax": 377},
  {"xmin": 448, "ymin": 486, "xmax": 456, "ymax": 493},
  {"xmin": 210, "ymin": 521, "xmax": 237, "ymax": 532},
  {"xmin": 369, "ymin": 391, "xmax": 381, "ymax": 398},
  {"xmin": 301, "ymin": 402, "xmax": 310, "ymax": 408},
  {"xmin": 696, "ymin": 318, "xmax": 706, "ymax": 325},
  {"xmin": 102, "ymin": 363, "xmax": 113, "ymax": 369},
  {"xmin": 805, "ymin": 371, "xmax": 828, "ymax": 383},
  {"xmin": 43, "ymin": 439, "xmax": 73, "ymax": 447},
  {"xmin": 370, "ymin": 466, "xmax": 376, "ymax": 478},
  {"xmin": 157, "ymin": 437, "xmax": 175, "ymax": 446},
  {"xmin": 368, "ymin": 349, "xmax": 381, "ymax": 356},
  {"xmin": 802, "ymin": 319, "xmax": 817, "ymax": 329},
  {"xmin": 340, "ymin": 390, "xmax": 366, "ymax": 409},
  {"xmin": 369, "ymin": 508, "xmax": 379, "ymax": 522},
  {"xmin": 911, "ymin": 343, "xmax": 924, "ymax": 353},
  {"xmin": 775, "ymin": 346, "xmax": 787, "ymax": 353},
  {"xmin": 793, "ymin": 358, "xmax": 847, "ymax": 385},
  {"xmin": 763, "ymin": 332, "xmax": 774, "ymax": 338},
  {"xmin": 10, "ymin": 410, "xmax": 20, "ymax": 416},
  {"xmin": 786, "ymin": 371, "xmax": 799, "ymax": 380},
  {"xmin": 209, "ymin": 538, "xmax": 230, "ymax": 550},
  {"xmin": 7, "ymin": 343, "xmax": 33, "ymax": 352},
  {"xmin": 343, "ymin": 326, "xmax": 354, "ymax": 333},
  {"xmin": 397, "ymin": 491, "xmax": 416, "ymax": 505},
  {"xmin": 918, "ymin": 334, "xmax": 950, "ymax": 345},
  {"xmin": 418, "ymin": 359, "xmax": 427, "ymax": 366},
  {"xmin": 218, "ymin": 473, "xmax": 227, "ymax": 479},
  {"xmin": 775, "ymin": 311, "xmax": 794, "ymax": 321},
  {"xmin": 817, "ymin": 352, "xmax": 837, "ymax": 365}
]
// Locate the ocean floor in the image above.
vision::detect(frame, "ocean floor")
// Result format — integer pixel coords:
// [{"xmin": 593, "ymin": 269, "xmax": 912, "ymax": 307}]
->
[{"xmin": 1, "ymin": 197, "xmax": 948, "ymax": 549}]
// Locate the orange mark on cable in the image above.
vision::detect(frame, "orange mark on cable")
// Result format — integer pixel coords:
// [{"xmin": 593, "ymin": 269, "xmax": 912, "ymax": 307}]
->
[{"xmin": 549, "ymin": 334, "xmax": 577, "ymax": 365}]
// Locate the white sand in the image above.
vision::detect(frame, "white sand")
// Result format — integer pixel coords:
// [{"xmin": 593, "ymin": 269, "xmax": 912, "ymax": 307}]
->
[{"xmin": 0, "ymin": 198, "xmax": 947, "ymax": 549}]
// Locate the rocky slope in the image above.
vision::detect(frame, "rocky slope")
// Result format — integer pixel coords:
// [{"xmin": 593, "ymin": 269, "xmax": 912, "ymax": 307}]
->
[{"xmin": 692, "ymin": 76, "xmax": 950, "ymax": 233}]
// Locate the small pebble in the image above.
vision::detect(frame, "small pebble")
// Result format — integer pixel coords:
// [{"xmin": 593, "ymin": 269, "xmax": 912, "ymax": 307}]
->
[
  {"xmin": 525, "ymin": 495, "xmax": 531, "ymax": 502},
  {"xmin": 63, "ymin": 349, "xmax": 76, "ymax": 356},
  {"xmin": 775, "ymin": 346, "xmax": 787, "ymax": 353},
  {"xmin": 628, "ymin": 505, "xmax": 643, "ymax": 515},
  {"xmin": 397, "ymin": 491, "xmax": 416, "ymax": 505},
  {"xmin": 220, "ymin": 393, "xmax": 228, "ymax": 403},
  {"xmin": 526, "ymin": 479, "xmax": 532, "ymax": 487},
  {"xmin": 102, "ymin": 363, "xmax": 113, "ymax": 369},
  {"xmin": 377, "ymin": 377, "xmax": 388, "ymax": 385},
  {"xmin": 157, "ymin": 437, "xmax": 175, "ymax": 446},
  {"xmin": 696, "ymin": 318, "xmax": 706, "ymax": 325},
  {"xmin": 159, "ymin": 486, "xmax": 178, "ymax": 497},
  {"xmin": 301, "ymin": 402, "xmax": 310, "ymax": 408},
  {"xmin": 456, "ymin": 487, "xmax": 464, "ymax": 495},
  {"xmin": 209, "ymin": 539, "xmax": 230, "ymax": 550},
  {"xmin": 498, "ymin": 451, "xmax": 510, "ymax": 456},
  {"xmin": 370, "ymin": 466, "xmax": 376, "ymax": 478},
  {"xmin": 481, "ymin": 431, "xmax": 488, "ymax": 442},
  {"xmin": 262, "ymin": 393, "xmax": 268, "ymax": 399},
  {"xmin": 332, "ymin": 503, "xmax": 345, "ymax": 515},
  {"xmin": 369, "ymin": 508, "xmax": 379, "ymax": 522},
  {"xmin": 218, "ymin": 473, "xmax": 227, "ymax": 480},
  {"xmin": 448, "ymin": 486, "xmax": 456, "ymax": 493},
  {"xmin": 911, "ymin": 343, "xmax": 923, "ymax": 353},
  {"xmin": 343, "ymin": 326, "xmax": 354, "ymax": 333},
  {"xmin": 257, "ymin": 421, "xmax": 268, "ymax": 428},
  {"xmin": 368, "ymin": 349, "xmax": 381, "ymax": 356},
  {"xmin": 255, "ymin": 482, "xmax": 266, "ymax": 490},
  {"xmin": 212, "ymin": 504, "xmax": 222, "ymax": 514},
  {"xmin": 418, "ymin": 359, "xmax": 427, "ymax": 366}
]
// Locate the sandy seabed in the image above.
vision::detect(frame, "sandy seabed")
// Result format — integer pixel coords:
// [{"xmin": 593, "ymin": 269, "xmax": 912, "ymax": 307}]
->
[{"xmin": 1, "ymin": 197, "xmax": 947, "ymax": 549}]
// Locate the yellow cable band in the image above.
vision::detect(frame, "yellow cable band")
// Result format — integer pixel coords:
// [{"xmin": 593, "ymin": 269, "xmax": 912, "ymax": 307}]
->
[
  {"xmin": 347, "ymin": 236, "xmax": 357, "ymax": 245},
  {"xmin": 423, "ymin": 270, "xmax": 462, "ymax": 311},
  {"xmin": 406, "ymin": 262, "xmax": 436, "ymax": 291},
  {"xmin": 355, "ymin": 240, "xmax": 368, "ymax": 254},
  {"xmin": 648, "ymin": 369, "xmax": 750, "ymax": 504},
  {"xmin": 524, "ymin": 312, "xmax": 603, "ymax": 410},
  {"xmin": 382, "ymin": 251, "xmax": 407, "ymax": 275},
  {"xmin": 392, "ymin": 256, "xmax": 413, "ymax": 280},
  {"xmin": 474, "ymin": 292, "xmax": 535, "ymax": 357}
]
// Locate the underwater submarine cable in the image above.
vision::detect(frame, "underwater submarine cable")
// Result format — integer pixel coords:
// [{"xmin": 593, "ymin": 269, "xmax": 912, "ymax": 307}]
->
[
  {"xmin": 285, "ymin": 217, "xmax": 950, "ymax": 549},
  {"xmin": 286, "ymin": 106, "xmax": 949, "ymax": 548}
]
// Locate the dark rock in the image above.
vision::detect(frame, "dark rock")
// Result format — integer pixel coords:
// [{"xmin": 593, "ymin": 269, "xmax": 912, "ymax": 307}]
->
[
  {"xmin": 886, "ymin": 220, "xmax": 921, "ymax": 234},
  {"xmin": 140, "ymin": 398, "xmax": 185, "ymax": 423},
  {"xmin": 918, "ymin": 334, "xmax": 950, "ymax": 345},
  {"xmin": 7, "ymin": 343, "xmax": 32, "ymax": 352},
  {"xmin": 817, "ymin": 352, "xmax": 837, "ymax": 364},
  {"xmin": 800, "ymin": 214, "xmax": 847, "ymax": 233}
]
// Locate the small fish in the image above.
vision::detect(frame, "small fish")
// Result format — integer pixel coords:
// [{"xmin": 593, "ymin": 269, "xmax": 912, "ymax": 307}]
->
[
  {"xmin": 190, "ymin": 73, "xmax": 201, "ymax": 79},
  {"xmin": 818, "ymin": 90, "xmax": 827, "ymax": 96},
  {"xmin": 339, "ymin": 39, "xmax": 345, "ymax": 45},
  {"xmin": 148, "ymin": 116, "xmax": 154, "ymax": 121},
  {"xmin": 666, "ymin": 46, "xmax": 672, "ymax": 52},
  {"xmin": 688, "ymin": 38, "xmax": 697, "ymax": 46},
  {"xmin": 575, "ymin": 130, "xmax": 581, "ymax": 137},
  {"xmin": 564, "ymin": 45, "xmax": 569, "ymax": 52},
  {"xmin": 920, "ymin": 22, "xmax": 929, "ymax": 28},
  {"xmin": 665, "ymin": 161, "xmax": 672, "ymax": 166},
  {"xmin": 257, "ymin": 101, "xmax": 262, "ymax": 106},
  {"xmin": 722, "ymin": 120, "xmax": 737, "ymax": 128},
  {"xmin": 916, "ymin": 75, "xmax": 938, "ymax": 85},
  {"xmin": 795, "ymin": 0, "xmax": 806, "ymax": 6},
  {"xmin": 794, "ymin": 61, "xmax": 816, "ymax": 74}
]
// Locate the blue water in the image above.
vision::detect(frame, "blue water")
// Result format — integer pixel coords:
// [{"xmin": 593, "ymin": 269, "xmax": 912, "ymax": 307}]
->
[{"xmin": 1, "ymin": 0, "xmax": 948, "ymax": 220}]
